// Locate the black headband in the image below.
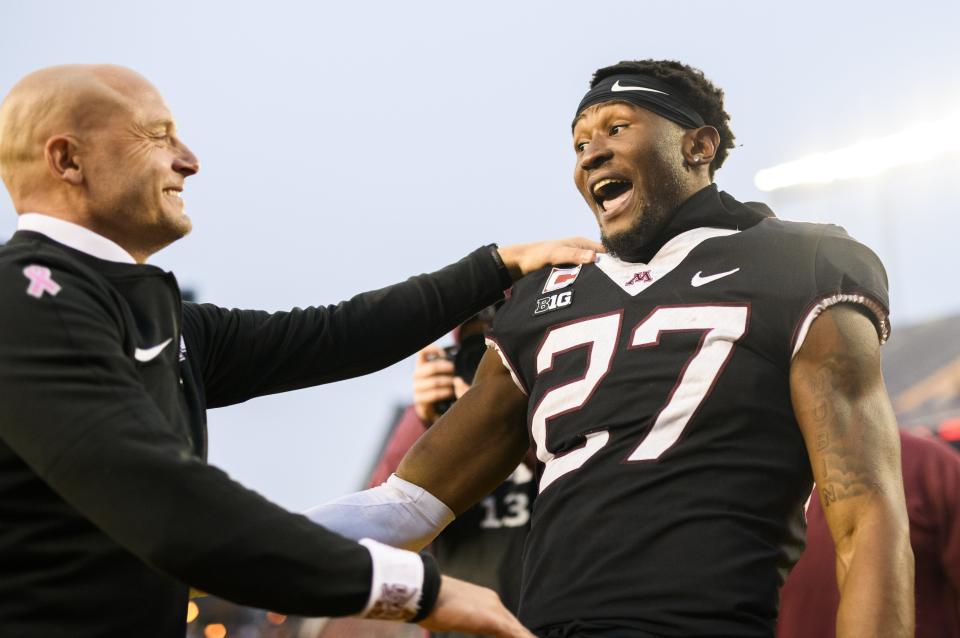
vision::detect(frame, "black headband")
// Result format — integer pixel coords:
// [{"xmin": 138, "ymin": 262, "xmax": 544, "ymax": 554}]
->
[{"xmin": 574, "ymin": 74, "xmax": 705, "ymax": 130}]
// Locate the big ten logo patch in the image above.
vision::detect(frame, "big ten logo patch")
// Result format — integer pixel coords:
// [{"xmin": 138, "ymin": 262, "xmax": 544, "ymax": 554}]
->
[{"xmin": 534, "ymin": 290, "xmax": 574, "ymax": 316}]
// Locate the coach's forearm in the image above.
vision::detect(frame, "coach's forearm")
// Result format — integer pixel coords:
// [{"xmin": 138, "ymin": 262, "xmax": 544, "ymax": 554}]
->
[
  {"xmin": 835, "ymin": 501, "xmax": 914, "ymax": 637},
  {"xmin": 195, "ymin": 246, "xmax": 510, "ymax": 407}
]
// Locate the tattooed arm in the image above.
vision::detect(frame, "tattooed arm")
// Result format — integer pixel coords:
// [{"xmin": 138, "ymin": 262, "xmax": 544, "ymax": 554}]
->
[{"xmin": 790, "ymin": 304, "xmax": 913, "ymax": 637}]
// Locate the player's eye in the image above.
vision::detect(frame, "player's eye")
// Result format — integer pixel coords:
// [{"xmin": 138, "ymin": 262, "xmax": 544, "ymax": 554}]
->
[
  {"xmin": 575, "ymin": 141, "xmax": 588, "ymax": 153},
  {"xmin": 610, "ymin": 124, "xmax": 628, "ymax": 136}
]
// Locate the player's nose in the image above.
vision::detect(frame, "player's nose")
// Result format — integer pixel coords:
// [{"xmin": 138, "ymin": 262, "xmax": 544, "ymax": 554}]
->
[{"xmin": 579, "ymin": 138, "xmax": 613, "ymax": 172}]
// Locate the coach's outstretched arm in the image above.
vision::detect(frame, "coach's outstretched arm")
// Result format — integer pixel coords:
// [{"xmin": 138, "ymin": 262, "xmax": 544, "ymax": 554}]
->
[
  {"xmin": 791, "ymin": 304, "xmax": 914, "ymax": 637},
  {"xmin": 186, "ymin": 239, "xmax": 601, "ymax": 408}
]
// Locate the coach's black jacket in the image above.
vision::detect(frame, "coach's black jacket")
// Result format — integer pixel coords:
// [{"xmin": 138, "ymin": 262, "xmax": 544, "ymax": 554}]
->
[{"xmin": 0, "ymin": 226, "xmax": 509, "ymax": 637}]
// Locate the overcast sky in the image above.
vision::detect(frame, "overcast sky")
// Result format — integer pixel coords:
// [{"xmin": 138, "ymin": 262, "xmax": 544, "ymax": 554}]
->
[{"xmin": 2, "ymin": 1, "xmax": 958, "ymax": 509}]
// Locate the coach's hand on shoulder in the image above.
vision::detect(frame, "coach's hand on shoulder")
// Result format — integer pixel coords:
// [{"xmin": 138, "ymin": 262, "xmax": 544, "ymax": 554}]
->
[
  {"xmin": 498, "ymin": 237, "xmax": 603, "ymax": 280},
  {"xmin": 419, "ymin": 575, "xmax": 534, "ymax": 638}
]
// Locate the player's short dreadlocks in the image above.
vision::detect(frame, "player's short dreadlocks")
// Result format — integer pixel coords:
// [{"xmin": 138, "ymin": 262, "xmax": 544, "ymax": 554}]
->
[{"xmin": 591, "ymin": 60, "xmax": 735, "ymax": 176}]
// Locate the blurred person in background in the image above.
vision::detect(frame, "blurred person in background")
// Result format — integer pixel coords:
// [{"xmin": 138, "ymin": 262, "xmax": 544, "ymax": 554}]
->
[
  {"xmin": 0, "ymin": 63, "xmax": 602, "ymax": 638},
  {"xmin": 778, "ymin": 429, "xmax": 960, "ymax": 638}
]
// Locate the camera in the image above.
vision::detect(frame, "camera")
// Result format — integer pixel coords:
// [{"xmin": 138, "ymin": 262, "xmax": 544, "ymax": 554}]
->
[{"xmin": 432, "ymin": 332, "xmax": 488, "ymax": 417}]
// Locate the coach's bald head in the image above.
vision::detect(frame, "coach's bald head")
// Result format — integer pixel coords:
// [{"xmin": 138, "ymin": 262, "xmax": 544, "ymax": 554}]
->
[{"xmin": 0, "ymin": 65, "xmax": 199, "ymax": 262}]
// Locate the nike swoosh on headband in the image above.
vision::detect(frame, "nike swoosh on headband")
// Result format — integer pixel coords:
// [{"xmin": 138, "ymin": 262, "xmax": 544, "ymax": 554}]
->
[
  {"xmin": 135, "ymin": 338, "xmax": 173, "ymax": 362},
  {"xmin": 611, "ymin": 80, "xmax": 668, "ymax": 95}
]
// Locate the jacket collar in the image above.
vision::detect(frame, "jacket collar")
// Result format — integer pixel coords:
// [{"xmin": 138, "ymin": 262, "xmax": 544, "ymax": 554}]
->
[{"xmin": 17, "ymin": 213, "xmax": 138, "ymax": 264}]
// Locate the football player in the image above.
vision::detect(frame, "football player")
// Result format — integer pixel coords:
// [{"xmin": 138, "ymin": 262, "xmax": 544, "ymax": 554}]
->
[{"xmin": 309, "ymin": 60, "xmax": 913, "ymax": 637}]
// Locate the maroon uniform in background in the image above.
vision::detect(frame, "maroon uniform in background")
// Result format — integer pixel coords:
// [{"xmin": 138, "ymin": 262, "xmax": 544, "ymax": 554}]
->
[
  {"xmin": 778, "ymin": 431, "xmax": 960, "ymax": 637},
  {"xmin": 369, "ymin": 407, "xmax": 426, "ymax": 489}
]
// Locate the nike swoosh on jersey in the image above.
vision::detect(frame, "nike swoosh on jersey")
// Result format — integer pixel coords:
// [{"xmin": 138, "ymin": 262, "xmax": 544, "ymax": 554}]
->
[
  {"xmin": 611, "ymin": 80, "xmax": 668, "ymax": 95},
  {"xmin": 134, "ymin": 338, "xmax": 173, "ymax": 362},
  {"xmin": 691, "ymin": 268, "xmax": 740, "ymax": 287}
]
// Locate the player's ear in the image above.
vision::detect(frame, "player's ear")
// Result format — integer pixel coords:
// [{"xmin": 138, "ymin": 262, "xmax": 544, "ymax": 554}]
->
[
  {"xmin": 45, "ymin": 135, "xmax": 83, "ymax": 186},
  {"xmin": 682, "ymin": 126, "xmax": 720, "ymax": 167}
]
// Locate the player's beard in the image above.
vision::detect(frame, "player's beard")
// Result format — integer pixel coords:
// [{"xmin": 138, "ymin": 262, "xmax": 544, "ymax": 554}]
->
[{"xmin": 600, "ymin": 156, "xmax": 687, "ymax": 261}]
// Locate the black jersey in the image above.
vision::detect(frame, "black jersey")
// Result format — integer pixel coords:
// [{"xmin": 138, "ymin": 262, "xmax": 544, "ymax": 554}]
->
[
  {"xmin": 488, "ymin": 186, "xmax": 889, "ymax": 637},
  {"xmin": 0, "ymin": 229, "xmax": 508, "ymax": 637}
]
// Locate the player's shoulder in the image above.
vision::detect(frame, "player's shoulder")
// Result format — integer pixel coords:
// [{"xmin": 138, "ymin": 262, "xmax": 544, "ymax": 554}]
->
[
  {"xmin": 747, "ymin": 217, "xmax": 853, "ymax": 245},
  {"xmin": 494, "ymin": 262, "xmax": 590, "ymax": 332},
  {"xmin": 509, "ymin": 262, "xmax": 589, "ymax": 301},
  {"xmin": 747, "ymin": 218, "xmax": 881, "ymax": 270}
]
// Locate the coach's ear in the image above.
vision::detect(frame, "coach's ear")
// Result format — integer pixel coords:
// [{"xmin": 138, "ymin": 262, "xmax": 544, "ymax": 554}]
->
[
  {"xmin": 682, "ymin": 126, "xmax": 719, "ymax": 167},
  {"xmin": 45, "ymin": 135, "xmax": 83, "ymax": 185}
]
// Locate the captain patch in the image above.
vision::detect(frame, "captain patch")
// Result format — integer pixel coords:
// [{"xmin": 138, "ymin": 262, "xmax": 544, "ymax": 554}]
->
[{"xmin": 542, "ymin": 265, "xmax": 582, "ymax": 294}]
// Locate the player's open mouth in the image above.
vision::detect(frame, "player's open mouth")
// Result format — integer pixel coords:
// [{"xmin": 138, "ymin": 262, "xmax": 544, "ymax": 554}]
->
[
  {"xmin": 592, "ymin": 178, "xmax": 633, "ymax": 217},
  {"xmin": 163, "ymin": 187, "xmax": 183, "ymax": 201}
]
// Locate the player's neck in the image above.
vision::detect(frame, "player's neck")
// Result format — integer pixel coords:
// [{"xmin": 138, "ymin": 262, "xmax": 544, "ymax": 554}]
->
[{"xmin": 607, "ymin": 185, "xmax": 719, "ymax": 263}]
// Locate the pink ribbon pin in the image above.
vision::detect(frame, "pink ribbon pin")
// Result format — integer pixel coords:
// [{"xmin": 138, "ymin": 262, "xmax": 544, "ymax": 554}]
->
[{"xmin": 23, "ymin": 265, "xmax": 62, "ymax": 299}]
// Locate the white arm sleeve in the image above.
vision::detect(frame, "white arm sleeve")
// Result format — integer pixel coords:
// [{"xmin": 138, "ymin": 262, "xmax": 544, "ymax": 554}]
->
[{"xmin": 304, "ymin": 474, "xmax": 455, "ymax": 551}]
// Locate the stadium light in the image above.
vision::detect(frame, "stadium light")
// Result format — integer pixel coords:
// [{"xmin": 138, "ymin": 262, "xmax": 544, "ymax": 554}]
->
[{"xmin": 754, "ymin": 110, "xmax": 960, "ymax": 192}]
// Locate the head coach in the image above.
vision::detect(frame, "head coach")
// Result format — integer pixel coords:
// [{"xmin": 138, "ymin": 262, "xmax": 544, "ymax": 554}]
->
[{"xmin": 0, "ymin": 64, "xmax": 600, "ymax": 637}]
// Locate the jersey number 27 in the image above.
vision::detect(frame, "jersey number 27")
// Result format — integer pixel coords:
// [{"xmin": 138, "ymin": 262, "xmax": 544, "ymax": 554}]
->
[{"xmin": 532, "ymin": 304, "xmax": 749, "ymax": 493}]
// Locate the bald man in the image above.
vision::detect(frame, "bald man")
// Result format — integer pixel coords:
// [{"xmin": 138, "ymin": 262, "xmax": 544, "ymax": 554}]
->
[{"xmin": 0, "ymin": 65, "xmax": 598, "ymax": 638}]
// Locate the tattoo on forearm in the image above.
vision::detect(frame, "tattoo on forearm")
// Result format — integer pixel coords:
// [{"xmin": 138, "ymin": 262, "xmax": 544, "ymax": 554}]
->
[
  {"xmin": 807, "ymin": 355, "xmax": 881, "ymax": 509},
  {"xmin": 819, "ymin": 455, "xmax": 877, "ymax": 507}
]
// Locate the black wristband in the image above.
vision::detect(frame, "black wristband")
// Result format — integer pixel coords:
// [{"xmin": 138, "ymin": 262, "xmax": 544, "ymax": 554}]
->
[
  {"xmin": 486, "ymin": 243, "xmax": 514, "ymax": 289},
  {"xmin": 410, "ymin": 552, "xmax": 441, "ymax": 623}
]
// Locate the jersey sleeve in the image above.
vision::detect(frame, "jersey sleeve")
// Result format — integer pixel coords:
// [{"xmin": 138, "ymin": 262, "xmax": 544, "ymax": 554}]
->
[
  {"xmin": 0, "ymin": 256, "xmax": 436, "ymax": 619},
  {"xmin": 184, "ymin": 245, "xmax": 510, "ymax": 408},
  {"xmin": 486, "ymin": 277, "xmax": 543, "ymax": 396},
  {"xmin": 790, "ymin": 225, "xmax": 891, "ymax": 358}
]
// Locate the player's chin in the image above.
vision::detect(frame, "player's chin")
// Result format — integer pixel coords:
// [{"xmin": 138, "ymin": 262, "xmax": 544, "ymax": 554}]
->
[{"xmin": 598, "ymin": 208, "xmax": 638, "ymax": 239}]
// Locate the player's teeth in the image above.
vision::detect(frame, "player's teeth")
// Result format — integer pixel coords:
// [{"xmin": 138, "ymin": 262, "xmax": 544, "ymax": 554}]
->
[{"xmin": 592, "ymin": 178, "xmax": 626, "ymax": 197}]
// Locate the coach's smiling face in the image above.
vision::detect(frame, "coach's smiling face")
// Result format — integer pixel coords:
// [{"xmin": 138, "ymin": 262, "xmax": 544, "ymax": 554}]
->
[
  {"xmin": 77, "ymin": 68, "xmax": 201, "ymax": 260},
  {"xmin": 0, "ymin": 64, "xmax": 200, "ymax": 263},
  {"xmin": 572, "ymin": 101, "xmax": 716, "ymax": 258}
]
